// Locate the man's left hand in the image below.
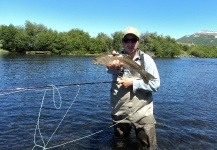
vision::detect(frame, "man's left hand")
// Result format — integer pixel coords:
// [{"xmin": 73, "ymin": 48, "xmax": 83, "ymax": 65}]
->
[{"xmin": 118, "ymin": 77, "xmax": 133, "ymax": 88}]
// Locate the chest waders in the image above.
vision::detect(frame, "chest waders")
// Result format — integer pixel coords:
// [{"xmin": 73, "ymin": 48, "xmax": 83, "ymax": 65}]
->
[{"xmin": 110, "ymin": 51, "xmax": 157, "ymax": 149}]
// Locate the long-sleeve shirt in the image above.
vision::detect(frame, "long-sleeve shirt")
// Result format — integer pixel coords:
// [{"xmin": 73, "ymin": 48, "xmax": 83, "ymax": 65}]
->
[
  {"xmin": 107, "ymin": 49, "xmax": 160, "ymax": 124},
  {"xmin": 107, "ymin": 50, "xmax": 160, "ymax": 92}
]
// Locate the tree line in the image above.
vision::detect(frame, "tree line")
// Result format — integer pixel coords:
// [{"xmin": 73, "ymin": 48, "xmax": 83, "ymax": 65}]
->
[{"xmin": 0, "ymin": 21, "xmax": 217, "ymax": 57}]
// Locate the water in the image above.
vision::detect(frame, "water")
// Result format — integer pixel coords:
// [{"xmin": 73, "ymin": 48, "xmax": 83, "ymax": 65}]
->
[{"xmin": 0, "ymin": 55, "xmax": 216, "ymax": 150}]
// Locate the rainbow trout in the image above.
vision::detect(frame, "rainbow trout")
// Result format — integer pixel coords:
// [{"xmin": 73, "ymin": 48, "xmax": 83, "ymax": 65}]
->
[{"xmin": 92, "ymin": 54, "xmax": 155, "ymax": 84}]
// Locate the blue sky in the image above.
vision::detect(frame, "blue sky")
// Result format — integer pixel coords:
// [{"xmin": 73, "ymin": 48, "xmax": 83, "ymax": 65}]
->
[{"xmin": 0, "ymin": 0, "xmax": 217, "ymax": 39}]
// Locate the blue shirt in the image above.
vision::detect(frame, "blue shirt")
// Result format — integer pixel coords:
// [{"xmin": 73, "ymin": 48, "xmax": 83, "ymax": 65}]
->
[{"xmin": 107, "ymin": 50, "xmax": 160, "ymax": 93}]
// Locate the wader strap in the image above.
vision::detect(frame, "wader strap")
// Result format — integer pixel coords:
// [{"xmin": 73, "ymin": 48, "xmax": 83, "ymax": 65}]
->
[{"xmin": 140, "ymin": 53, "xmax": 145, "ymax": 69}]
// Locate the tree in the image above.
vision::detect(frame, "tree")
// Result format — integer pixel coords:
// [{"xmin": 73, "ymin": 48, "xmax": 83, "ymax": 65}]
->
[
  {"xmin": 57, "ymin": 32, "xmax": 73, "ymax": 54},
  {"xmin": 1, "ymin": 21, "xmax": 217, "ymax": 57},
  {"xmin": 14, "ymin": 27, "xmax": 29, "ymax": 53},
  {"xmin": 112, "ymin": 31, "xmax": 123, "ymax": 51},
  {"xmin": 139, "ymin": 32, "xmax": 156, "ymax": 52},
  {"xmin": 25, "ymin": 20, "xmax": 48, "ymax": 51},
  {"xmin": 35, "ymin": 29, "xmax": 58, "ymax": 52},
  {"xmin": 67, "ymin": 29, "xmax": 91, "ymax": 54},
  {"xmin": 0, "ymin": 24, "xmax": 19, "ymax": 51},
  {"xmin": 96, "ymin": 32, "xmax": 113, "ymax": 52},
  {"xmin": 89, "ymin": 35, "xmax": 109, "ymax": 54}
]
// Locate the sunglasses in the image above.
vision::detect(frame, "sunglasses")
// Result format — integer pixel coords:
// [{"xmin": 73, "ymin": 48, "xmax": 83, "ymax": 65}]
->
[{"xmin": 122, "ymin": 38, "xmax": 138, "ymax": 43}]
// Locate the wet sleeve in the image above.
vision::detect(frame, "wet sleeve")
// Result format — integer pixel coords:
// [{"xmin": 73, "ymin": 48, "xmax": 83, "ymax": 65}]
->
[{"xmin": 132, "ymin": 56, "xmax": 160, "ymax": 92}]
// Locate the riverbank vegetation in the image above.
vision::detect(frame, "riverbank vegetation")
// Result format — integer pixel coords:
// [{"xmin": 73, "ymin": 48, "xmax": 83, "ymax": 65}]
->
[{"xmin": 0, "ymin": 21, "xmax": 217, "ymax": 58}]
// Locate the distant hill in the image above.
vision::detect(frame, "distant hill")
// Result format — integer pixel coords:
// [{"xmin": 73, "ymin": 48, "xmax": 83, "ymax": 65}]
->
[{"xmin": 177, "ymin": 30, "xmax": 217, "ymax": 46}]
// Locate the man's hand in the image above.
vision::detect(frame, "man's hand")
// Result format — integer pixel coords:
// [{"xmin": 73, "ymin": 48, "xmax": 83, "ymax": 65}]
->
[
  {"xmin": 107, "ymin": 60, "xmax": 123, "ymax": 69},
  {"xmin": 112, "ymin": 50, "xmax": 118, "ymax": 56},
  {"xmin": 106, "ymin": 50, "xmax": 123, "ymax": 69},
  {"xmin": 118, "ymin": 77, "xmax": 133, "ymax": 88}
]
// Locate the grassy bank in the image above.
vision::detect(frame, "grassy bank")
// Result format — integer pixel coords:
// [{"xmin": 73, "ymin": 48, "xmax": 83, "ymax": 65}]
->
[{"xmin": 0, "ymin": 49, "xmax": 9, "ymax": 53}]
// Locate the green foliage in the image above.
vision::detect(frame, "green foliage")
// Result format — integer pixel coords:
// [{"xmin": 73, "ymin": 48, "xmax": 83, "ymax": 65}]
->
[
  {"xmin": 96, "ymin": 32, "xmax": 113, "ymax": 52},
  {"xmin": 140, "ymin": 33, "xmax": 182, "ymax": 57},
  {"xmin": 111, "ymin": 31, "xmax": 123, "ymax": 51},
  {"xmin": 89, "ymin": 38, "xmax": 106, "ymax": 54},
  {"xmin": 89, "ymin": 33, "xmax": 112, "ymax": 54},
  {"xmin": 177, "ymin": 34, "xmax": 217, "ymax": 47},
  {"xmin": 14, "ymin": 27, "xmax": 29, "ymax": 52},
  {"xmin": 0, "ymin": 21, "xmax": 216, "ymax": 57},
  {"xmin": 0, "ymin": 24, "xmax": 19, "ymax": 52},
  {"xmin": 35, "ymin": 29, "xmax": 59, "ymax": 53},
  {"xmin": 189, "ymin": 45, "xmax": 217, "ymax": 58},
  {"xmin": 0, "ymin": 40, "xmax": 2, "ymax": 49},
  {"xmin": 66, "ymin": 29, "xmax": 91, "ymax": 54}
]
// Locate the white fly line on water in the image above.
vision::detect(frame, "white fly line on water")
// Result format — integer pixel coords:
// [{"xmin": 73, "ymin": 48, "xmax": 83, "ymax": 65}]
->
[
  {"xmin": 0, "ymin": 82, "xmax": 131, "ymax": 150},
  {"xmin": 31, "ymin": 84, "xmax": 116, "ymax": 150},
  {"xmin": 32, "ymin": 85, "xmax": 81, "ymax": 150}
]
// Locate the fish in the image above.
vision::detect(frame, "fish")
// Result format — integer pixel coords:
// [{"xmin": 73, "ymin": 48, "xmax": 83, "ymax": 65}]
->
[{"xmin": 92, "ymin": 54, "xmax": 155, "ymax": 84}]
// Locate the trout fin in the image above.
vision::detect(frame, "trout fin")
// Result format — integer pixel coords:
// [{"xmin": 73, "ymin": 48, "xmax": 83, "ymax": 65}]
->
[{"xmin": 142, "ymin": 72, "xmax": 155, "ymax": 84}]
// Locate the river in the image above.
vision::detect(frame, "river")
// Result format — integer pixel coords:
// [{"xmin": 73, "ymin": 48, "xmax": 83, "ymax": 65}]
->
[{"xmin": 0, "ymin": 54, "xmax": 216, "ymax": 150}]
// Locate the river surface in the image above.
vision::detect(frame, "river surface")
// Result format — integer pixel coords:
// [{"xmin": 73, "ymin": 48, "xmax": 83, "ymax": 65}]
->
[{"xmin": 0, "ymin": 54, "xmax": 216, "ymax": 150}]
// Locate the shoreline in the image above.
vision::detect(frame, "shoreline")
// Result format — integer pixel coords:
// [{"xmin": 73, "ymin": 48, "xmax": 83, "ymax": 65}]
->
[{"xmin": 0, "ymin": 50, "xmax": 213, "ymax": 58}]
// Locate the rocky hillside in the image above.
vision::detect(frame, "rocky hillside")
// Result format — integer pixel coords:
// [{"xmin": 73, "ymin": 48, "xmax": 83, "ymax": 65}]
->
[{"xmin": 177, "ymin": 30, "xmax": 217, "ymax": 46}]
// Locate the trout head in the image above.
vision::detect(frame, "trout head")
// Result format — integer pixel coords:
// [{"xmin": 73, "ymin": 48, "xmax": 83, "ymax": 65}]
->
[{"xmin": 92, "ymin": 55, "xmax": 110, "ymax": 65}]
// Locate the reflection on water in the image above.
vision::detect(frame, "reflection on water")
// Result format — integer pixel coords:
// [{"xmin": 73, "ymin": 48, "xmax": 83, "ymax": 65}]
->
[{"xmin": 0, "ymin": 55, "xmax": 217, "ymax": 149}]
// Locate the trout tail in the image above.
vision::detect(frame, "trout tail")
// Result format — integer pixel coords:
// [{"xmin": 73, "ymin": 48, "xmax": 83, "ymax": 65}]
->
[{"xmin": 142, "ymin": 71, "xmax": 155, "ymax": 84}]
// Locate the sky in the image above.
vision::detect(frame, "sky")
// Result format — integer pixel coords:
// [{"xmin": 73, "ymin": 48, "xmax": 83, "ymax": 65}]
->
[{"xmin": 0, "ymin": 0, "xmax": 217, "ymax": 39}]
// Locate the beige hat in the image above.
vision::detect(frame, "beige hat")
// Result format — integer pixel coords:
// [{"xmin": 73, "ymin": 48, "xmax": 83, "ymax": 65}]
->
[{"xmin": 122, "ymin": 27, "xmax": 140, "ymax": 39}]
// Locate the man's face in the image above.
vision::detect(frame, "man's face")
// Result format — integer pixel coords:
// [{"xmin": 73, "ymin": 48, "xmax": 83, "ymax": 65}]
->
[{"xmin": 122, "ymin": 34, "xmax": 139, "ymax": 54}]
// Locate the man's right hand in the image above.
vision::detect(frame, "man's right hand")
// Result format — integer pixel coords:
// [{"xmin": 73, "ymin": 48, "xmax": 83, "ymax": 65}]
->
[
  {"xmin": 106, "ymin": 50, "xmax": 123, "ymax": 69},
  {"xmin": 107, "ymin": 60, "xmax": 123, "ymax": 69}
]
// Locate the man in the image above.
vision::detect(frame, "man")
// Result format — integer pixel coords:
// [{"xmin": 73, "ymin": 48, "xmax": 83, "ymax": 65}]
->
[{"xmin": 106, "ymin": 27, "xmax": 160, "ymax": 149}]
